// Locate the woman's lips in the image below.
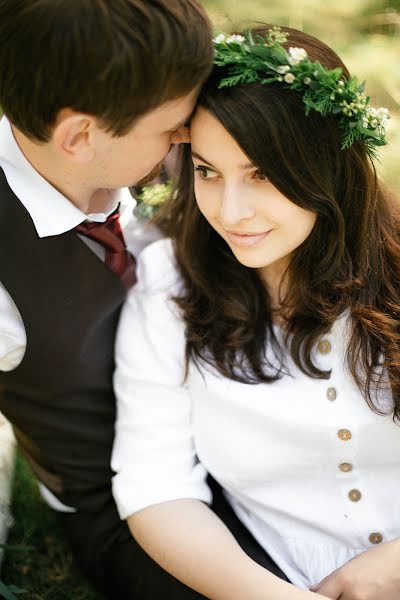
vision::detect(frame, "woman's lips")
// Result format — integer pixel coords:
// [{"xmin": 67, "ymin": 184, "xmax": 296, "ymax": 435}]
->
[{"xmin": 226, "ymin": 230, "xmax": 271, "ymax": 248}]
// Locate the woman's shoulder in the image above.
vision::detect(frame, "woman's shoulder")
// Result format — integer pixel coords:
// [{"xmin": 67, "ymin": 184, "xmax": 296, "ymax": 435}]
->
[{"xmin": 135, "ymin": 237, "xmax": 182, "ymax": 295}]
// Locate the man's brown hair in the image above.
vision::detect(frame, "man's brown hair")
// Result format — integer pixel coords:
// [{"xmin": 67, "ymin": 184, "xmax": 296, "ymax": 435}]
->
[{"xmin": 0, "ymin": 0, "xmax": 213, "ymax": 141}]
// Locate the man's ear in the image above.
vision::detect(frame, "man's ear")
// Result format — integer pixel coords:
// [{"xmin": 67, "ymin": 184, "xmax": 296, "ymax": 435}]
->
[{"xmin": 53, "ymin": 109, "xmax": 96, "ymax": 163}]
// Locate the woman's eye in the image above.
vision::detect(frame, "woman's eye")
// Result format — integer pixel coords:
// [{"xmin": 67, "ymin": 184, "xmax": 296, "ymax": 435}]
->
[
  {"xmin": 194, "ymin": 166, "xmax": 217, "ymax": 180},
  {"xmin": 253, "ymin": 170, "xmax": 268, "ymax": 182}
]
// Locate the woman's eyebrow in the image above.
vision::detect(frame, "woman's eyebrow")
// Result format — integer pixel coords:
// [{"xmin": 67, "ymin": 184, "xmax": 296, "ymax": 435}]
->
[
  {"xmin": 191, "ymin": 151, "xmax": 215, "ymax": 166},
  {"xmin": 192, "ymin": 151, "xmax": 256, "ymax": 171}
]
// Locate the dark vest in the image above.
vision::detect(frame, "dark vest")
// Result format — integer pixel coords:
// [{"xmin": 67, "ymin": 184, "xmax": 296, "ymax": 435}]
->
[{"xmin": 0, "ymin": 168, "xmax": 126, "ymax": 511}]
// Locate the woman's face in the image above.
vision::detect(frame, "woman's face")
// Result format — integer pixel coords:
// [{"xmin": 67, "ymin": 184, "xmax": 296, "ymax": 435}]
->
[{"xmin": 190, "ymin": 108, "xmax": 317, "ymax": 285}]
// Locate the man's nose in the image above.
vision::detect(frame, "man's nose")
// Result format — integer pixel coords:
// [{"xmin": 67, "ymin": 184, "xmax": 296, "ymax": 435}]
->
[{"xmin": 171, "ymin": 126, "xmax": 190, "ymax": 145}]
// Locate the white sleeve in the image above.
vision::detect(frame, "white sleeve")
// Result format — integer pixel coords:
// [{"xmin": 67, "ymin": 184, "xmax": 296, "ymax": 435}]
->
[
  {"xmin": 0, "ymin": 281, "xmax": 26, "ymax": 372},
  {"xmin": 111, "ymin": 239, "xmax": 212, "ymax": 520}
]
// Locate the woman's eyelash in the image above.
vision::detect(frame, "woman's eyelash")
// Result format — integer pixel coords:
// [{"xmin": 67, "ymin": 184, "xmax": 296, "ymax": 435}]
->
[
  {"xmin": 194, "ymin": 165, "xmax": 268, "ymax": 182},
  {"xmin": 194, "ymin": 166, "xmax": 216, "ymax": 178}
]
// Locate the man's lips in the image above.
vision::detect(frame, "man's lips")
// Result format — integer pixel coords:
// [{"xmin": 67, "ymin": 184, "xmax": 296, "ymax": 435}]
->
[{"xmin": 226, "ymin": 230, "xmax": 272, "ymax": 247}]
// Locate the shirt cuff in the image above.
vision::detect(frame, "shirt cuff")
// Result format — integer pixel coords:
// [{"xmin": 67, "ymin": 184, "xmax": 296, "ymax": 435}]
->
[{"xmin": 112, "ymin": 462, "xmax": 212, "ymax": 520}]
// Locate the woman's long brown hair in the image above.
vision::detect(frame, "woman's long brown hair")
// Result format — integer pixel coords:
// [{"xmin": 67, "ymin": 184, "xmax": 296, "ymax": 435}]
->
[{"xmin": 157, "ymin": 25, "xmax": 400, "ymax": 421}]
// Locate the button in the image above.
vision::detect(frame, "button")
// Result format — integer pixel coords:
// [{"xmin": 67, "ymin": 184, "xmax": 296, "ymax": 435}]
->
[
  {"xmin": 369, "ymin": 533, "xmax": 383, "ymax": 544},
  {"xmin": 317, "ymin": 340, "xmax": 331, "ymax": 354},
  {"xmin": 326, "ymin": 387, "xmax": 337, "ymax": 401},
  {"xmin": 339, "ymin": 462, "xmax": 353, "ymax": 472},
  {"xmin": 338, "ymin": 429, "xmax": 352, "ymax": 441},
  {"xmin": 348, "ymin": 489, "xmax": 362, "ymax": 502}
]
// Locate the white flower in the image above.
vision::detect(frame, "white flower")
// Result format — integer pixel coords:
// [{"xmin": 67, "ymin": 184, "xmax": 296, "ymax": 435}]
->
[
  {"xmin": 214, "ymin": 33, "xmax": 226, "ymax": 44},
  {"xmin": 284, "ymin": 72, "xmax": 296, "ymax": 84},
  {"xmin": 363, "ymin": 105, "xmax": 390, "ymax": 129},
  {"xmin": 268, "ymin": 26, "xmax": 289, "ymax": 45},
  {"xmin": 304, "ymin": 77, "xmax": 312, "ymax": 85},
  {"xmin": 276, "ymin": 65, "xmax": 291, "ymax": 74},
  {"xmin": 226, "ymin": 34, "xmax": 245, "ymax": 44},
  {"xmin": 287, "ymin": 47, "xmax": 307, "ymax": 66}
]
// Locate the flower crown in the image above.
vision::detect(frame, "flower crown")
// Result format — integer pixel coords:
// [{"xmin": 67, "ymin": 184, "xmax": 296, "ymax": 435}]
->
[{"xmin": 213, "ymin": 27, "xmax": 390, "ymax": 159}]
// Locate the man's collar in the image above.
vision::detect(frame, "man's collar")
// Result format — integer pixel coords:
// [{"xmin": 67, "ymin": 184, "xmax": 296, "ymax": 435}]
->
[{"xmin": 0, "ymin": 116, "xmax": 135, "ymax": 238}]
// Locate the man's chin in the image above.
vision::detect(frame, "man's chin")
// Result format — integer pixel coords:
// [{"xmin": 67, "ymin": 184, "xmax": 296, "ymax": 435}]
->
[{"xmin": 134, "ymin": 164, "xmax": 162, "ymax": 187}]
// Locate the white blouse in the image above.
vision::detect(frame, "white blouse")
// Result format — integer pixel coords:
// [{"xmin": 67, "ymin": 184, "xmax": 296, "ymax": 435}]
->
[{"xmin": 112, "ymin": 238, "xmax": 400, "ymax": 591}]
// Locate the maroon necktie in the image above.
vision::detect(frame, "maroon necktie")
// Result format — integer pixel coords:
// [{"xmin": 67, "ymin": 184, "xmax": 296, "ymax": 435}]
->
[{"xmin": 75, "ymin": 208, "xmax": 137, "ymax": 289}]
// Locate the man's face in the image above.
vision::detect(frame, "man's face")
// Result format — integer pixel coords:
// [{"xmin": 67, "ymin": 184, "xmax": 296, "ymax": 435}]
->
[{"xmin": 92, "ymin": 90, "xmax": 197, "ymax": 189}]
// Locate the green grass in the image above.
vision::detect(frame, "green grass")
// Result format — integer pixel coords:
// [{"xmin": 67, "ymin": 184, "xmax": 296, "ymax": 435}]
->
[{"xmin": 1, "ymin": 453, "xmax": 101, "ymax": 600}]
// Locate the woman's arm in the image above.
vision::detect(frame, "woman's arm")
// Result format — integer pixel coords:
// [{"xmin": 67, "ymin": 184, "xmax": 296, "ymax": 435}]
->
[
  {"xmin": 129, "ymin": 498, "xmax": 325, "ymax": 600},
  {"xmin": 112, "ymin": 242, "xmax": 325, "ymax": 600},
  {"xmin": 311, "ymin": 538, "xmax": 400, "ymax": 599}
]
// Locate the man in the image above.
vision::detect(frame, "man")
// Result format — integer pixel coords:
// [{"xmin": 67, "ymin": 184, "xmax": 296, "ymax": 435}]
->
[{"xmin": 0, "ymin": 1, "xmax": 286, "ymax": 597}]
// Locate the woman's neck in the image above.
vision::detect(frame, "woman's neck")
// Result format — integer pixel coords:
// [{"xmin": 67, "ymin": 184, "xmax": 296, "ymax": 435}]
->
[{"xmin": 259, "ymin": 257, "xmax": 291, "ymax": 318}]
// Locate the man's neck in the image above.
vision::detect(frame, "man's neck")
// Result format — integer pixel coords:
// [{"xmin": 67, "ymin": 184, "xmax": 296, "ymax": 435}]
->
[{"xmin": 12, "ymin": 126, "xmax": 111, "ymax": 215}]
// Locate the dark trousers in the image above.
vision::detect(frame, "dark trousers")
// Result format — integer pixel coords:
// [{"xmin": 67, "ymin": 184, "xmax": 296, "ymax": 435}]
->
[{"xmin": 60, "ymin": 479, "xmax": 289, "ymax": 600}]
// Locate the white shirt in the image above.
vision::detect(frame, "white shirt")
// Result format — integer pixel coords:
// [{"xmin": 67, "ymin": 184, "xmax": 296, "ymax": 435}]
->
[
  {"xmin": 0, "ymin": 115, "xmax": 160, "ymax": 511},
  {"xmin": 112, "ymin": 238, "xmax": 400, "ymax": 591}
]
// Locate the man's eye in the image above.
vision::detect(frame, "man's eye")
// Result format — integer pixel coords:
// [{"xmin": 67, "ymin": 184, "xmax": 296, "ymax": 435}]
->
[{"xmin": 194, "ymin": 166, "xmax": 217, "ymax": 180}]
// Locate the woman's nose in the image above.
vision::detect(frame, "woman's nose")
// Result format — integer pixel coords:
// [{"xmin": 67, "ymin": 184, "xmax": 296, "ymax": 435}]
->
[{"xmin": 219, "ymin": 185, "xmax": 256, "ymax": 226}]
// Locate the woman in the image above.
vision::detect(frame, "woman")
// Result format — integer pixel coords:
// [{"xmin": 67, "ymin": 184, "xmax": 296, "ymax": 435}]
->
[{"xmin": 112, "ymin": 25, "xmax": 400, "ymax": 600}]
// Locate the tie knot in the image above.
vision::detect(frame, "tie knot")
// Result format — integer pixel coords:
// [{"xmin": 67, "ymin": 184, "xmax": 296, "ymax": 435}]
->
[
  {"xmin": 75, "ymin": 207, "xmax": 137, "ymax": 289},
  {"xmin": 75, "ymin": 209, "xmax": 125, "ymax": 254}
]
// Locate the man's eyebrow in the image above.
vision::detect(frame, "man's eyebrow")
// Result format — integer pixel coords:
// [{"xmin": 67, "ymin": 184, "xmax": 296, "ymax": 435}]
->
[{"xmin": 192, "ymin": 151, "xmax": 255, "ymax": 171}]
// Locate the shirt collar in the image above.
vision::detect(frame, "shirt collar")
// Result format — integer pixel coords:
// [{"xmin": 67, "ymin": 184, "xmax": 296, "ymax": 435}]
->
[{"xmin": 0, "ymin": 116, "xmax": 136, "ymax": 238}]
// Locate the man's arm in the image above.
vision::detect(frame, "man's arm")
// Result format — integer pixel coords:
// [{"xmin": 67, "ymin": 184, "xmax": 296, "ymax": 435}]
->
[{"xmin": 0, "ymin": 281, "xmax": 26, "ymax": 371}]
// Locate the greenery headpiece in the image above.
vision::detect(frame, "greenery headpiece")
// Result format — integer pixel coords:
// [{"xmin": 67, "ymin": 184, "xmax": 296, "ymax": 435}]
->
[{"xmin": 213, "ymin": 27, "xmax": 390, "ymax": 159}]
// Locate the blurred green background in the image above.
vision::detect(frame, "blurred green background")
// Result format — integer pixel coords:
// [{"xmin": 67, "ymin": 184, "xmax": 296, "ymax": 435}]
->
[
  {"xmin": 201, "ymin": 0, "xmax": 400, "ymax": 193},
  {"xmin": 2, "ymin": 1, "xmax": 399, "ymax": 598}
]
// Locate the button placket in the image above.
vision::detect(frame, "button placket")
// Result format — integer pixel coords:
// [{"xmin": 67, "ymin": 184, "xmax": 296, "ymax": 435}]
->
[
  {"xmin": 316, "ymin": 334, "xmax": 339, "ymax": 405},
  {"xmin": 328, "ymin": 318, "xmax": 383, "ymax": 547}
]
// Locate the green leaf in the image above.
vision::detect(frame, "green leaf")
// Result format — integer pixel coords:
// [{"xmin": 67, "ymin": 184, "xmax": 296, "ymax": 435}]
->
[
  {"xmin": 249, "ymin": 46, "xmax": 274, "ymax": 60},
  {"xmin": 269, "ymin": 47, "xmax": 288, "ymax": 63},
  {"xmin": 0, "ymin": 544, "xmax": 34, "ymax": 553},
  {"xmin": 0, "ymin": 581, "xmax": 26, "ymax": 600},
  {"xmin": 359, "ymin": 126, "xmax": 384, "ymax": 140},
  {"xmin": 307, "ymin": 80, "xmax": 321, "ymax": 91}
]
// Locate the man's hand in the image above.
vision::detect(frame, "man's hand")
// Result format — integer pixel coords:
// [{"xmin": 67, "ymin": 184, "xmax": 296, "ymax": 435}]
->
[{"xmin": 311, "ymin": 539, "xmax": 400, "ymax": 599}]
